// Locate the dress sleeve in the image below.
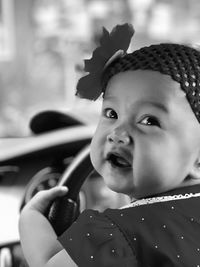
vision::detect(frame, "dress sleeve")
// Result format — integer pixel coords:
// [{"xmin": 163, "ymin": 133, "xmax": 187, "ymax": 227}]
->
[{"xmin": 57, "ymin": 209, "xmax": 138, "ymax": 267}]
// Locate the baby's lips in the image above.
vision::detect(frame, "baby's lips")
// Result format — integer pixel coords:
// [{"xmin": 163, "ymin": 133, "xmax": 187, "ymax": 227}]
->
[
  {"xmin": 114, "ymin": 155, "xmax": 131, "ymax": 167},
  {"xmin": 106, "ymin": 150, "xmax": 132, "ymax": 167}
]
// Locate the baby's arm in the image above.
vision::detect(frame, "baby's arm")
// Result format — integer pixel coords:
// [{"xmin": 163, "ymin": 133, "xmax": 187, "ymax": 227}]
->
[{"xmin": 19, "ymin": 187, "xmax": 77, "ymax": 267}]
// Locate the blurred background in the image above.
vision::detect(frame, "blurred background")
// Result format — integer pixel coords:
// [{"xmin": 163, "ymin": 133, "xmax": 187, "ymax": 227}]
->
[{"xmin": 0, "ymin": 0, "xmax": 200, "ymax": 137}]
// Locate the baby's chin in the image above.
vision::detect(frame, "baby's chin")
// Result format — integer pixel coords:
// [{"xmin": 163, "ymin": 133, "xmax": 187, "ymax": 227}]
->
[{"xmin": 103, "ymin": 175, "xmax": 135, "ymax": 196}]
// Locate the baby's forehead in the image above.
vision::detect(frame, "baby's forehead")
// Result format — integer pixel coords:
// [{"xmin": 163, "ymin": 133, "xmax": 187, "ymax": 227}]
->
[{"xmin": 104, "ymin": 70, "xmax": 184, "ymax": 101}]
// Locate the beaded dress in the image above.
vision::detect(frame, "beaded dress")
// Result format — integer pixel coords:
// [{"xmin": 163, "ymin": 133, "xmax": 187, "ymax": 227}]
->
[{"xmin": 58, "ymin": 184, "xmax": 200, "ymax": 267}]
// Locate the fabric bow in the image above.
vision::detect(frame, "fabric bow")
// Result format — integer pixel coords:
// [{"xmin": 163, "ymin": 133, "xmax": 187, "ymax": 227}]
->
[{"xmin": 76, "ymin": 23, "xmax": 135, "ymax": 100}]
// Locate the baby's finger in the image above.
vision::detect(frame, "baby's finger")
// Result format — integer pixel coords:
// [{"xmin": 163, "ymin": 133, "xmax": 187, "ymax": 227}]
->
[
  {"xmin": 25, "ymin": 186, "xmax": 68, "ymax": 213},
  {"xmin": 35, "ymin": 186, "xmax": 68, "ymax": 203},
  {"xmin": 42, "ymin": 186, "xmax": 69, "ymax": 199}
]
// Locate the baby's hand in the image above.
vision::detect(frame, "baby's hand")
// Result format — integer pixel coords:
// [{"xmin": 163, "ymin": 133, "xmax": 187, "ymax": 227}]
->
[{"xmin": 22, "ymin": 186, "xmax": 68, "ymax": 214}]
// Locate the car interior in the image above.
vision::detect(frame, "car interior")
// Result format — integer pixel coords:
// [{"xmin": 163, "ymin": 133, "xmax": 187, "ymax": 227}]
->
[{"xmin": 0, "ymin": 111, "xmax": 129, "ymax": 267}]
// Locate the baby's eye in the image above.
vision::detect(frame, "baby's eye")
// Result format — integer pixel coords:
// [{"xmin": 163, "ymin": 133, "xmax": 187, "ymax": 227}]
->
[
  {"xmin": 103, "ymin": 108, "xmax": 118, "ymax": 119},
  {"xmin": 139, "ymin": 115, "xmax": 161, "ymax": 127}
]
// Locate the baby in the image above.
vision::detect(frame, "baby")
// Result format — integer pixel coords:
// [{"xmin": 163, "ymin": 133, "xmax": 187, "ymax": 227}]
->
[{"xmin": 19, "ymin": 24, "xmax": 200, "ymax": 267}]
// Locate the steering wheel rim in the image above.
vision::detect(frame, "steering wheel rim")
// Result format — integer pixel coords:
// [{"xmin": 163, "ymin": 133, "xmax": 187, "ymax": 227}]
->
[{"xmin": 48, "ymin": 145, "xmax": 94, "ymax": 236}]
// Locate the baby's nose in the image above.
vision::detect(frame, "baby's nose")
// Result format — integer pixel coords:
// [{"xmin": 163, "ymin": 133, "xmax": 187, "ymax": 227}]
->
[{"xmin": 107, "ymin": 128, "xmax": 132, "ymax": 145}]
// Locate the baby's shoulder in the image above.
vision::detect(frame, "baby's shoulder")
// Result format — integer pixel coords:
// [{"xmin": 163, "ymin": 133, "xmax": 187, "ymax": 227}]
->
[{"xmin": 58, "ymin": 209, "xmax": 137, "ymax": 266}]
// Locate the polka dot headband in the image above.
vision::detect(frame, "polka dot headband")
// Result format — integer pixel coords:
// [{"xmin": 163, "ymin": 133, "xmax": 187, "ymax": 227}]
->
[{"xmin": 76, "ymin": 23, "xmax": 200, "ymax": 123}]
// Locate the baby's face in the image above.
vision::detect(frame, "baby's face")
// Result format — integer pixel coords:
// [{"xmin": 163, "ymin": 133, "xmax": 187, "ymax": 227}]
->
[{"xmin": 90, "ymin": 70, "xmax": 200, "ymax": 199}]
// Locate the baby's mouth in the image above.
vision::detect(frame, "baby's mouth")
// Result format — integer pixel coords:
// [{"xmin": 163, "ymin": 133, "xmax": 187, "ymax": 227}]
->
[{"xmin": 106, "ymin": 152, "xmax": 132, "ymax": 168}]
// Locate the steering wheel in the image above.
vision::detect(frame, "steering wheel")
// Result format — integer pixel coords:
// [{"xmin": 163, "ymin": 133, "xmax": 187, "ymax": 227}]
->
[
  {"xmin": 0, "ymin": 145, "xmax": 93, "ymax": 267},
  {"xmin": 48, "ymin": 145, "xmax": 94, "ymax": 236}
]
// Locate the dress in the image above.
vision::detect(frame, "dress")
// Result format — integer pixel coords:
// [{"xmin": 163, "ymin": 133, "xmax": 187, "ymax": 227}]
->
[{"xmin": 58, "ymin": 184, "xmax": 200, "ymax": 267}]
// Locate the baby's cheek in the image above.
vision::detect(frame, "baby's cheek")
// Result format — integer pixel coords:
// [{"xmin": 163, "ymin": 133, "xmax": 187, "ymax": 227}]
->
[
  {"xmin": 143, "ymin": 140, "xmax": 186, "ymax": 184},
  {"xmin": 90, "ymin": 136, "xmax": 99, "ymax": 168},
  {"xmin": 134, "ymin": 143, "xmax": 165, "ymax": 178},
  {"xmin": 90, "ymin": 130, "xmax": 105, "ymax": 172}
]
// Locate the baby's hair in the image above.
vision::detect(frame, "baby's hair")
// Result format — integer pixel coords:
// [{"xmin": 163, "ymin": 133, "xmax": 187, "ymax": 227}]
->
[{"xmin": 102, "ymin": 43, "xmax": 200, "ymax": 123}]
